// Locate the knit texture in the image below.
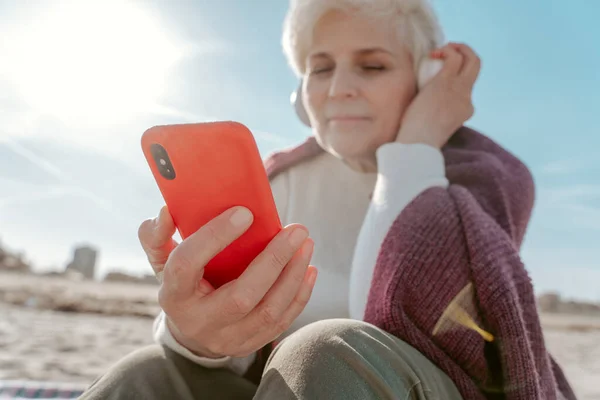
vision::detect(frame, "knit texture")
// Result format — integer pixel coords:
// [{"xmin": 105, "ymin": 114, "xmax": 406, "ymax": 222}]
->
[{"xmin": 264, "ymin": 126, "xmax": 576, "ymax": 400}]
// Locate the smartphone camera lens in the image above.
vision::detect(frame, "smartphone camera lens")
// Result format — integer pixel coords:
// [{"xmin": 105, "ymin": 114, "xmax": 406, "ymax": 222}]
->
[{"xmin": 150, "ymin": 143, "xmax": 176, "ymax": 180}]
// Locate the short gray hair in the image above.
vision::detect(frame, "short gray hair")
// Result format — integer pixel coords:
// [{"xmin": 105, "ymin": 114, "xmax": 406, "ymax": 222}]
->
[{"xmin": 282, "ymin": 0, "xmax": 445, "ymax": 77}]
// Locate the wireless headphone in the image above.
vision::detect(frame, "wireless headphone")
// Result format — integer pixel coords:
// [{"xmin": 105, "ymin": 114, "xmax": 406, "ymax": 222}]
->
[{"xmin": 290, "ymin": 58, "xmax": 444, "ymax": 127}]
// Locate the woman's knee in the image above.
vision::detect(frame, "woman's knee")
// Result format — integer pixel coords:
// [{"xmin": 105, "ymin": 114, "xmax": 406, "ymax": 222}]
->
[
  {"xmin": 273, "ymin": 318, "xmax": 385, "ymax": 355},
  {"xmin": 296, "ymin": 317, "xmax": 373, "ymax": 338},
  {"xmin": 261, "ymin": 318, "xmax": 463, "ymax": 400},
  {"xmin": 265, "ymin": 318, "xmax": 389, "ymax": 374}
]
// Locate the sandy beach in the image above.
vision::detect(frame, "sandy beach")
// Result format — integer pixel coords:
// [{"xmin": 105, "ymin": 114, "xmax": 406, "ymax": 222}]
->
[{"xmin": 1, "ymin": 272, "xmax": 598, "ymax": 399}]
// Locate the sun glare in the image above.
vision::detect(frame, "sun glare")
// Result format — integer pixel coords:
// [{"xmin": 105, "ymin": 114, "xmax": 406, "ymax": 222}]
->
[{"xmin": 1, "ymin": 1, "xmax": 183, "ymax": 124}]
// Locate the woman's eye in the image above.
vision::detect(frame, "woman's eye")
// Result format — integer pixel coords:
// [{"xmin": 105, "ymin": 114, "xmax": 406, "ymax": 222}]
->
[
  {"xmin": 310, "ymin": 67, "xmax": 333, "ymax": 75},
  {"xmin": 363, "ymin": 65, "xmax": 385, "ymax": 71}
]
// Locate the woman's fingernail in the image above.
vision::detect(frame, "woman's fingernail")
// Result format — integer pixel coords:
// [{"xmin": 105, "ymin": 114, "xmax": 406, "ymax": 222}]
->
[
  {"xmin": 229, "ymin": 207, "xmax": 253, "ymax": 227},
  {"xmin": 302, "ymin": 238, "xmax": 315, "ymax": 256},
  {"xmin": 308, "ymin": 267, "xmax": 318, "ymax": 285},
  {"xmin": 153, "ymin": 212, "xmax": 162, "ymax": 227},
  {"xmin": 289, "ymin": 227, "xmax": 309, "ymax": 247}
]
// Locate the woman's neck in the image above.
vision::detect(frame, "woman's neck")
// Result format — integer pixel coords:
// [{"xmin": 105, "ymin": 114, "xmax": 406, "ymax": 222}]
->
[{"xmin": 341, "ymin": 154, "xmax": 378, "ymax": 174}]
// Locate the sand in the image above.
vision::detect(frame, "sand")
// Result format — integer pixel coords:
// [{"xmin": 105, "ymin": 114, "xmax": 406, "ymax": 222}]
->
[{"xmin": 0, "ymin": 272, "xmax": 598, "ymax": 399}]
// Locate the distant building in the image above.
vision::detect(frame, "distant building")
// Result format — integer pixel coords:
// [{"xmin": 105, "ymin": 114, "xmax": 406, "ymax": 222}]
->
[{"xmin": 65, "ymin": 245, "xmax": 98, "ymax": 279}]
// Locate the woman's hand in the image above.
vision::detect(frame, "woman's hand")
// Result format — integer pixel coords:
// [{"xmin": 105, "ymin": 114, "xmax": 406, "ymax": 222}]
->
[
  {"xmin": 396, "ymin": 42, "xmax": 481, "ymax": 148},
  {"xmin": 138, "ymin": 205, "xmax": 317, "ymax": 359}
]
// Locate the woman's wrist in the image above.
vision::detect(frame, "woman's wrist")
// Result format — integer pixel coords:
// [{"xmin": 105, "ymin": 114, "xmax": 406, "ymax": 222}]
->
[
  {"xmin": 166, "ymin": 318, "xmax": 226, "ymax": 360},
  {"xmin": 395, "ymin": 126, "xmax": 445, "ymax": 149}
]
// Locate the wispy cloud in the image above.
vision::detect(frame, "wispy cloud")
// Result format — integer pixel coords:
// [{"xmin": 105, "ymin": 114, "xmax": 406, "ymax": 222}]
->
[
  {"xmin": 2, "ymin": 137, "xmax": 64, "ymax": 179},
  {"xmin": 0, "ymin": 186, "xmax": 76, "ymax": 209},
  {"xmin": 563, "ymin": 204, "xmax": 600, "ymax": 231},
  {"xmin": 541, "ymin": 184, "xmax": 600, "ymax": 203},
  {"xmin": 540, "ymin": 159, "xmax": 586, "ymax": 175},
  {"xmin": 0, "ymin": 138, "xmax": 119, "ymax": 216},
  {"xmin": 0, "ymin": 186, "xmax": 118, "ymax": 217},
  {"xmin": 148, "ymin": 104, "xmax": 219, "ymax": 123},
  {"xmin": 251, "ymin": 129, "xmax": 290, "ymax": 145},
  {"xmin": 535, "ymin": 183, "xmax": 600, "ymax": 233},
  {"xmin": 539, "ymin": 156, "xmax": 600, "ymax": 178},
  {"xmin": 147, "ymin": 104, "xmax": 291, "ymax": 146}
]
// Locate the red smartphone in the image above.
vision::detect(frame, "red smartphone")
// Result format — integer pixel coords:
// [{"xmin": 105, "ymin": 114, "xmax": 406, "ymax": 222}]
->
[{"xmin": 141, "ymin": 121, "xmax": 283, "ymax": 288}]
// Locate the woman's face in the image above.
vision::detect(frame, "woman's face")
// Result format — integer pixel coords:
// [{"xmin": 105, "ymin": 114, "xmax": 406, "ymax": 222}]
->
[{"xmin": 303, "ymin": 10, "xmax": 418, "ymax": 171}]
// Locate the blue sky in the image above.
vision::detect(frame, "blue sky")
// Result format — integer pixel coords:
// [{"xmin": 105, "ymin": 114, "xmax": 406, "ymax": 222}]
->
[{"xmin": 0, "ymin": 0, "xmax": 598, "ymax": 300}]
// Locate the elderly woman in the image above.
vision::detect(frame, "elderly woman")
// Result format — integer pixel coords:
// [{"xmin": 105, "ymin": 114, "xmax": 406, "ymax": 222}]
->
[{"xmin": 81, "ymin": 0, "xmax": 576, "ymax": 399}]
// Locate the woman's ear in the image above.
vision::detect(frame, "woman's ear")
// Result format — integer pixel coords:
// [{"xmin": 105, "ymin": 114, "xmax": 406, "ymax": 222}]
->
[
  {"xmin": 291, "ymin": 79, "xmax": 311, "ymax": 127},
  {"xmin": 417, "ymin": 58, "xmax": 444, "ymax": 90}
]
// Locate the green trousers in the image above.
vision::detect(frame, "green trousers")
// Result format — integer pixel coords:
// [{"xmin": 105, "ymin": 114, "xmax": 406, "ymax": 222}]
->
[{"xmin": 80, "ymin": 319, "xmax": 463, "ymax": 399}]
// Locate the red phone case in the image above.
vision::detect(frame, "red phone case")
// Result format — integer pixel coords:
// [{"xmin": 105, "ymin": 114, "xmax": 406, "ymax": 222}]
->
[{"xmin": 141, "ymin": 121, "xmax": 282, "ymax": 288}]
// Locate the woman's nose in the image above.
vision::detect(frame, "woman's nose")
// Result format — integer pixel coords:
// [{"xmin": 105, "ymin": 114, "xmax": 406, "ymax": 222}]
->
[{"xmin": 328, "ymin": 70, "xmax": 358, "ymax": 100}]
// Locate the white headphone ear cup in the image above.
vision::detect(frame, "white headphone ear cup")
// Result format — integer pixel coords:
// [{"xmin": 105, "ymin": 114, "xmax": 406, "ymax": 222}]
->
[
  {"xmin": 417, "ymin": 58, "xmax": 444, "ymax": 90},
  {"xmin": 291, "ymin": 80, "xmax": 311, "ymax": 127}
]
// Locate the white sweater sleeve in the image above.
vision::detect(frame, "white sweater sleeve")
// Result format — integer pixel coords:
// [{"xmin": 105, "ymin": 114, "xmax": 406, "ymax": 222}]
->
[
  {"xmin": 349, "ymin": 142, "xmax": 449, "ymax": 320},
  {"xmin": 152, "ymin": 170, "xmax": 290, "ymax": 374}
]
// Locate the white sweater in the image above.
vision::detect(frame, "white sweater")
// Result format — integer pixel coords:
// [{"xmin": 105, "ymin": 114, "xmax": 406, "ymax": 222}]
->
[{"xmin": 153, "ymin": 142, "xmax": 448, "ymax": 375}]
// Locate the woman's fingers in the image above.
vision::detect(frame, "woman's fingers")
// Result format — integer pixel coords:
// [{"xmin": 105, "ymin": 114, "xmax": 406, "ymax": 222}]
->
[
  {"xmin": 451, "ymin": 43, "xmax": 481, "ymax": 87},
  {"xmin": 434, "ymin": 42, "xmax": 480, "ymax": 87},
  {"xmin": 237, "ymin": 238, "xmax": 314, "ymax": 334},
  {"xmin": 160, "ymin": 206, "xmax": 254, "ymax": 307},
  {"xmin": 220, "ymin": 224, "xmax": 309, "ymax": 320},
  {"xmin": 438, "ymin": 43, "xmax": 465, "ymax": 78},
  {"xmin": 236, "ymin": 265, "xmax": 318, "ymax": 357},
  {"xmin": 148, "ymin": 207, "xmax": 315, "ymax": 360},
  {"xmin": 139, "ymin": 206, "xmax": 178, "ymax": 277},
  {"xmin": 273, "ymin": 265, "xmax": 318, "ymax": 333}
]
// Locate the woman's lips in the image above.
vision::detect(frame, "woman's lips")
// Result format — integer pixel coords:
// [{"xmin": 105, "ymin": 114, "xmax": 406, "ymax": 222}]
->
[
  {"xmin": 328, "ymin": 115, "xmax": 369, "ymax": 121},
  {"xmin": 328, "ymin": 116, "xmax": 371, "ymax": 125}
]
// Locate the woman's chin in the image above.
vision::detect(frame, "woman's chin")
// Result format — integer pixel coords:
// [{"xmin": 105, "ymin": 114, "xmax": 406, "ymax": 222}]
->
[{"xmin": 322, "ymin": 135, "xmax": 376, "ymax": 164}]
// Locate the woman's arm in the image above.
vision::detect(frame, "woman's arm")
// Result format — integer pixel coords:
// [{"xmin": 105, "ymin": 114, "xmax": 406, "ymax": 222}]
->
[
  {"xmin": 349, "ymin": 142, "xmax": 448, "ymax": 319},
  {"xmin": 363, "ymin": 129, "xmax": 575, "ymax": 399}
]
